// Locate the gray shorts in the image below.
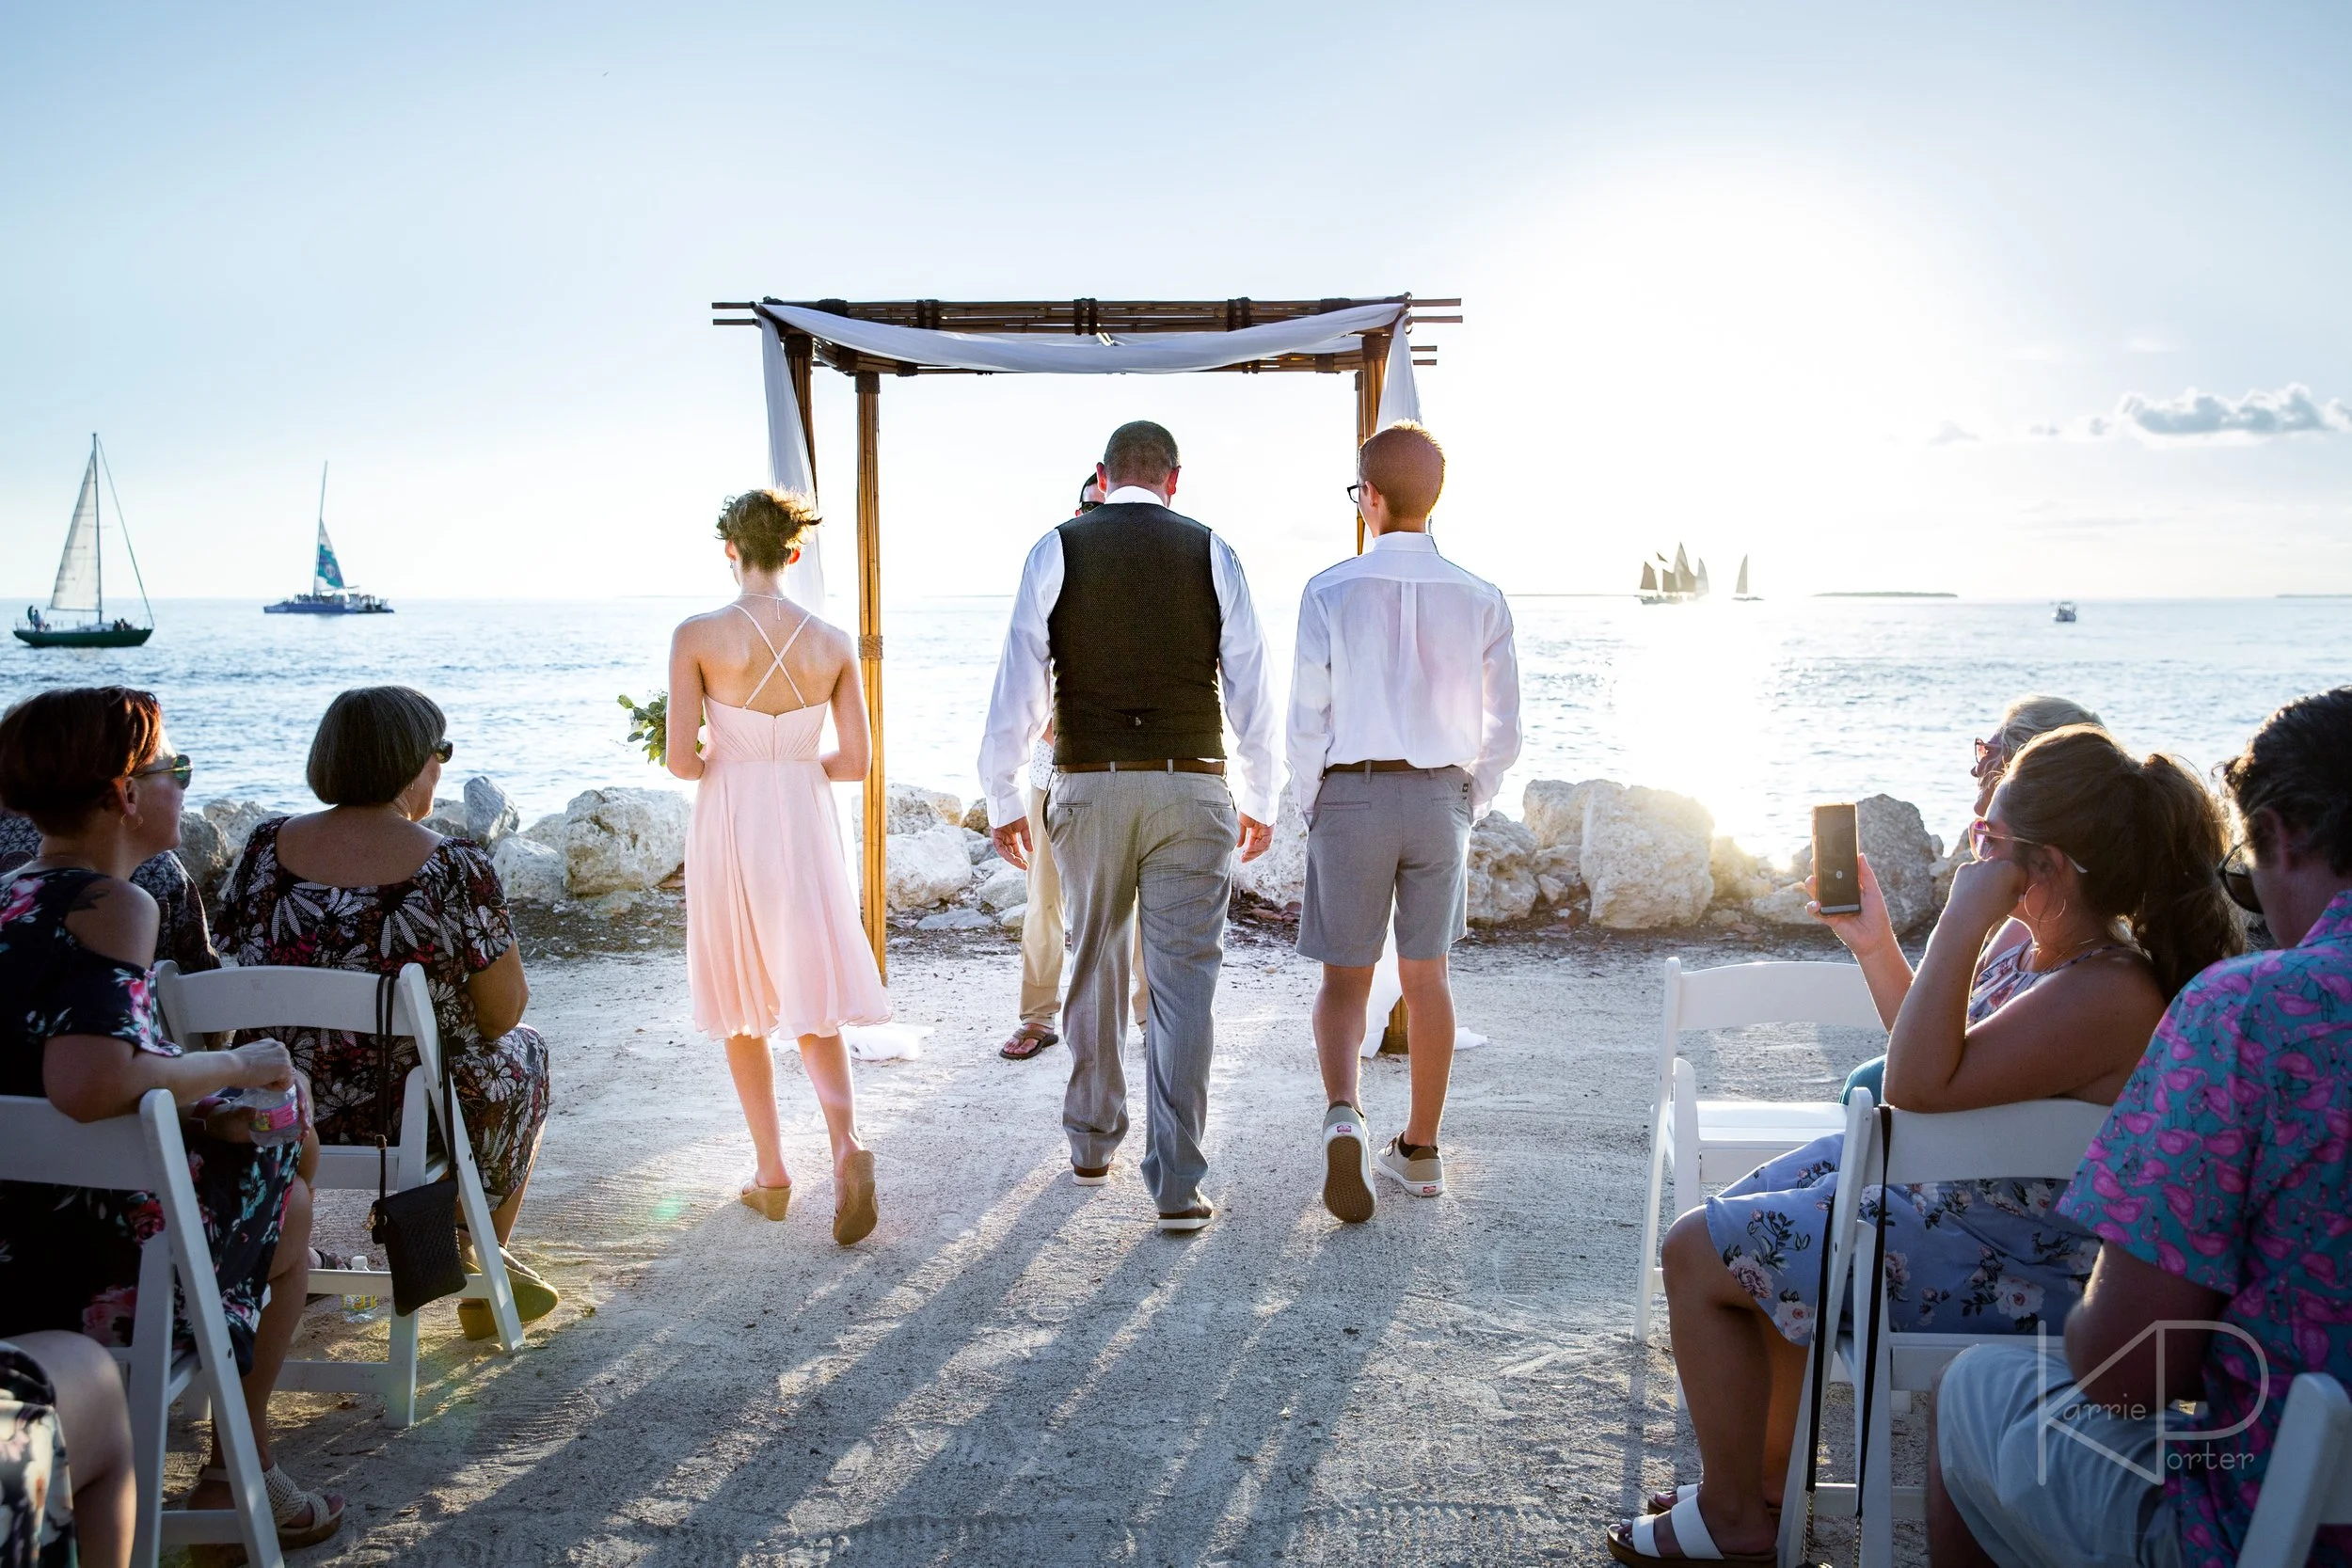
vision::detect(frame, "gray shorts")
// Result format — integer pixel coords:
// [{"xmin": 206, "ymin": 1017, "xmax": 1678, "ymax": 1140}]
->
[
  {"xmin": 1297, "ymin": 766, "xmax": 1474, "ymax": 968},
  {"xmin": 1936, "ymin": 1342, "xmax": 2180, "ymax": 1568}
]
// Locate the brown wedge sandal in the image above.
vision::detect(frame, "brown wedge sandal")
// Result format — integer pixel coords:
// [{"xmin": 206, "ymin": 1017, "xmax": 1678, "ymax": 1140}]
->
[
  {"xmin": 833, "ymin": 1150, "xmax": 877, "ymax": 1245},
  {"xmin": 739, "ymin": 1178, "xmax": 793, "ymax": 1221}
]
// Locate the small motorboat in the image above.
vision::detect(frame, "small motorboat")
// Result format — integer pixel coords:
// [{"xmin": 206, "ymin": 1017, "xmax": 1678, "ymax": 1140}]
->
[{"xmin": 2053, "ymin": 601, "xmax": 2078, "ymax": 624}]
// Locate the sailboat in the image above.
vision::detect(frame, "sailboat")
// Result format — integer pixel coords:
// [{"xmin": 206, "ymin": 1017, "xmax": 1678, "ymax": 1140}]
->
[
  {"xmin": 1636, "ymin": 542, "xmax": 1709, "ymax": 604},
  {"xmin": 264, "ymin": 464, "xmax": 392, "ymax": 615},
  {"xmin": 1734, "ymin": 555, "xmax": 1760, "ymax": 601},
  {"xmin": 15, "ymin": 436, "xmax": 154, "ymax": 649}
]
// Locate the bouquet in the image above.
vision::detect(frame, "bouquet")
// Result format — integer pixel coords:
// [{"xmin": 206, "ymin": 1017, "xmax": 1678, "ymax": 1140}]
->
[{"xmin": 619, "ymin": 691, "xmax": 668, "ymax": 767}]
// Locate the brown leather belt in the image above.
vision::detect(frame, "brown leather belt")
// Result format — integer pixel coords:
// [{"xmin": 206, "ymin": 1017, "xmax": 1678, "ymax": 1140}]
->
[
  {"xmin": 1324, "ymin": 758, "xmax": 1422, "ymax": 776},
  {"xmin": 1056, "ymin": 758, "xmax": 1226, "ymax": 775}
]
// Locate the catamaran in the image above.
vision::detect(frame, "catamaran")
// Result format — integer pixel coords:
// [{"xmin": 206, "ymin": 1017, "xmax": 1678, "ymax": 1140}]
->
[
  {"xmin": 265, "ymin": 463, "xmax": 392, "ymax": 615},
  {"xmin": 15, "ymin": 436, "xmax": 154, "ymax": 649}
]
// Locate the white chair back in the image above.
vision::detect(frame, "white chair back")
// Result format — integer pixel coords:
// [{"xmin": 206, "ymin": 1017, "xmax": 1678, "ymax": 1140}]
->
[
  {"xmin": 1638, "ymin": 958, "xmax": 1882, "ymax": 1343},
  {"xmin": 151, "ymin": 960, "xmax": 524, "ymax": 1425},
  {"xmin": 2238, "ymin": 1372, "xmax": 2352, "ymax": 1568},
  {"xmin": 0, "ymin": 1090, "xmax": 280, "ymax": 1567}
]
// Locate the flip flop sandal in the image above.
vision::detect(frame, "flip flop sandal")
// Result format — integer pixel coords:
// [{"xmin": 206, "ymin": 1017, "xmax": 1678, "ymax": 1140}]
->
[
  {"xmin": 1000, "ymin": 1022, "xmax": 1059, "ymax": 1060},
  {"xmin": 458, "ymin": 1249, "xmax": 563, "ymax": 1339},
  {"xmin": 739, "ymin": 1177, "xmax": 793, "ymax": 1222},
  {"xmin": 189, "ymin": 1462, "xmax": 345, "ymax": 1551},
  {"xmin": 834, "ymin": 1149, "xmax": 878, "ymax": 1245},
  {"xmin": 1645, "ymin": 1484, "xmax": 1779, "ymax": 1520},
  {"xmin": 1606, "ymin": 1491, "xmax": 1775, "ymax": 1567}
]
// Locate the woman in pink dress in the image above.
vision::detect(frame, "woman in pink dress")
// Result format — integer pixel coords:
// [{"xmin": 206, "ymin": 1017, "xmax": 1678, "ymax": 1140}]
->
[{"xmin": 668, "ymin": 491, "xmax": 885, "ymax": 1244}]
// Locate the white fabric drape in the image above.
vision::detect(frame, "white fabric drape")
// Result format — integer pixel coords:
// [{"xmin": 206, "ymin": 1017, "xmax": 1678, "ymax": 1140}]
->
[
  {"xmin": 1378, "ymin": 324, "xmax": 1421, "ymax": 428},
  {"xmin": 754, "ymin": 300, "xmax": 1407, "ymax": 375},
  {"xmin": 759, "ymin": 319, "xmax": 827, "ymax": 610}
]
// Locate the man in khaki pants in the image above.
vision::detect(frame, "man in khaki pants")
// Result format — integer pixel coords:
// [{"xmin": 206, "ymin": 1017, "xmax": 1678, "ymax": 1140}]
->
[{"xmin": 1001, "ymin": 474, "xmax": 1145, "ymax": 1061}]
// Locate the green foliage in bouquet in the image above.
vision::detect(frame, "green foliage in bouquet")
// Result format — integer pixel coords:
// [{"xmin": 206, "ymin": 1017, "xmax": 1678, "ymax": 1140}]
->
[{"xmin": 620, "ymin": 691, "xmax": 668, "ymax": 767}]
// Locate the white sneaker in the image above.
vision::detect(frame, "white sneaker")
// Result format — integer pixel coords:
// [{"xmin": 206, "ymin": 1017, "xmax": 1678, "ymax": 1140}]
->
[
  {"xmin": 1322, "ymin": 1103, "xmax": 1375, "ymax": 1224},
  {"xmin": 1375, "ymin": 1135, "xmax": 1444, "ymax": 1197}
]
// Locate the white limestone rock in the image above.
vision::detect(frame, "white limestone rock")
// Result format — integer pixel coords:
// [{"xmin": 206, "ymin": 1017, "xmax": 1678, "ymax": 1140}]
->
[
  {"xmin": 1233, "ymin": 789, "xmax": 1310, "ymax": 911},
  {"xmin": 1522, "ymin": 778, "xmax": 1619, "ymax": 852},
  {"xmin": 884, "ymin": 784, "xmax": 962, "ymax": 835},
  {"xmin": 997, "ymin": 903, "xmax": 1027, "ymax": 935},
  {"xmin": 961, "ymin": 799, "xmax": 993, "ymax": 833},
  {"xmin": 1532, "ymin": 844, "xmax": 1583, "ymax": 907},
  {"xmin": 463, "ymin": 776, "xmax": 520, "ymax": 847},
  {"xmin": 886, "ymin": 824, "xmax": 975, "ymax": 911},
  {"xmin": 173, "ymin": 812, "xmax": 229, "ymax": 890},
  {"xmin": 917, "ymin": 905, "xmax": 993, "ymax": 932},
  {"xmin": 1709, "ymin": 834, "xmax": 1773, "ymax": 908},
  {"xmin": 1581, "ymin": 784, "xmax": 1714, "ymax": 929},
  {"xmin": 562, "ymin": 786, "xmax": 691, "ymax": 897},
  {"xmin": 492, "ymin": 834, "xmax": 567, "ymax": 904},
  {"xmin": 420, "ymin": 796, "xmax": 470, "ymax": 840},
  {"xmin": 1747, "ymin": 881, "xmax": 1820, "ymax": 928},
  {"xmin": 523, "ymin": 813, "xmax": 568, "ymax": 848},
  {"xmin": 1466, "ymin": 811, "xmax": 1539, "ymax": 926},
  {"xmin": 961, "ymin": 826, "xmax": 993, "ymax": 863},
  {"xmin": 976, "ymin": 864, "xmax": 1028, "ymax": 912},
  {"xmin": 1854, "ymin": 794, "xmax": 1938, "ymax": 933},
  {"xmin": 200, "ymin": 799, "xmax": 272, "ymax": 860}
]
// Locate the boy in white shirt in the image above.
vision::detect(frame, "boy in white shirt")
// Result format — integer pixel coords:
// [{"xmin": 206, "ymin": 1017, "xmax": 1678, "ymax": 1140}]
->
[{"xmin": 1285, "ymin": 422, "xmax": 1520, "ymax": 1222}]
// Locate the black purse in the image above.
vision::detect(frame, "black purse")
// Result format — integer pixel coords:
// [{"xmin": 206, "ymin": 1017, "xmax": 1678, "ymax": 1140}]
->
[{"xmin": 365, "ymin": 972, "xmax": 466, "ymax": 1316}]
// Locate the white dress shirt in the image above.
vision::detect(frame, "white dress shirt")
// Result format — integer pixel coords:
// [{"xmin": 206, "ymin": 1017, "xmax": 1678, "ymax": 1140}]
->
[
  {"xmin": 979, "ymin": 486, "xmax": 1279, "ymax": 828},
  {"xmin": 1286, "ymin": 529, "xmax": 1521, "ymax": 818}
]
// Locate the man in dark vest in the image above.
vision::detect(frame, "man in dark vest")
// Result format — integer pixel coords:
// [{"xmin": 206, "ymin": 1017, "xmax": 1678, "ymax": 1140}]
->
[{"xmin": 979, "ymin": 420, "xmax": 1277, "ymax": 1232}]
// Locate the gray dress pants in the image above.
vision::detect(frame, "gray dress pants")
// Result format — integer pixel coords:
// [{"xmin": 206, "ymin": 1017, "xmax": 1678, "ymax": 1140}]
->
[{"xmin": 1044, "ymin": 768, "xmax": 1238, "ymax": 1212}]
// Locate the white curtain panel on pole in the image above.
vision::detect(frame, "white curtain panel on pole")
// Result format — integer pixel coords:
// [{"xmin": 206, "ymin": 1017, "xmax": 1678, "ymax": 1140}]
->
[
  {"xmin": 758, "ymin": 319, "xmax": 827, "ymax": 611},
  {"xmin": 754, "ymin": 300, "xmax": 1407, "ymax": 375}
]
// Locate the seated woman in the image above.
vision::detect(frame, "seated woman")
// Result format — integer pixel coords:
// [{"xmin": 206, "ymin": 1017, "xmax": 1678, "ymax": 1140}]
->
[
  {"xmin": 215, "ymin": 685, "xmax": 557, "ymax": 1338},
  {"xmin": 1613, "ymin": 725, "xmax": 2243, "ymax": 1566},
  {"xmin": 0, "ymin": 687, "xmax": 342, "ymax": 1550},
  {"xmin": 2, "ymin": 1331, "xmax": 133, "ymax": 1568},
  {"xmin": 1842, "ymin": 692, "xmax": 2104, "ymax": 1105}
]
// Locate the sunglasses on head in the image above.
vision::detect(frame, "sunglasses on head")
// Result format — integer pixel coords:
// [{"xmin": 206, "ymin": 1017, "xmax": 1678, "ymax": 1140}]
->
[
  {"xmin": 1968, "ymin": 816, "xmax": 2090, "ymax": 874},
  {"xmin": 2217, "ymin": 843, "xmax": 2262, "ymax": 915},
  {"xmin": 130, "ymin": 753, "xmax": 194, "ymax": 789},
  {"xmin": 431, "ymin": 738, "xmax": 454, "ymax": 764}
]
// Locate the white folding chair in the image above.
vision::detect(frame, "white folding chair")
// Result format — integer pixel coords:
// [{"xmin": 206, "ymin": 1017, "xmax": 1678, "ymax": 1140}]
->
[
  {"xmin": 2238, "ymin": 1373, "xmax": 2352, "ymax": 1568},
  {"xmin": 152, "ymin": 960, "xmax": 524, "ymax": 1426},
  {"xmin": 1779, "ymin": 1095, "xmax": 2113, "ymax": 1568},
  {"xmin": 1636, "ymin": 958, "xmax": 1882, "ymax": 1342},
  {"xmin": 0, "ymin": 1089, "xmax": 280, "ymax": 1568}
]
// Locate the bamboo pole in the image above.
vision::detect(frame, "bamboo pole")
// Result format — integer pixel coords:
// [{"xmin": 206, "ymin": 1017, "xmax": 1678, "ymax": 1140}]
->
[
  {"xmin": 786, "ymin": 332, "xmax": 818, "ymax": 494},
  {"xmin": 1351, "ymin": 328, "xmax": 1410, "ymax": 1055},
  {"xmin": 855, "ymin": 371, "xmax": 888, "ymax": 979}
]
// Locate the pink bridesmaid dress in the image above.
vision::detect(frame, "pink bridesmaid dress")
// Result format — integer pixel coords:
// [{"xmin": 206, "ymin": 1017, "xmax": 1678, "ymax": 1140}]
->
[{"xmin": 686, "ymin": 604, "xmax": 890, "ymax": 1040}]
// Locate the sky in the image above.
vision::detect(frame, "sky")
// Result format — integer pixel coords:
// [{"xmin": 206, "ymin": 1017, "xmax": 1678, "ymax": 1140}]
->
[{"xmin": 5, "ymin": 2, "xmax": 2350, "ymax": 608}]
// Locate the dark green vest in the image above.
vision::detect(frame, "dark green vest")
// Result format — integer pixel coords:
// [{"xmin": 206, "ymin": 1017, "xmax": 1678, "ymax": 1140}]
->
[{"xmin": 1047, "ymin": 503, "xmax": 1226, "ymax": 764}]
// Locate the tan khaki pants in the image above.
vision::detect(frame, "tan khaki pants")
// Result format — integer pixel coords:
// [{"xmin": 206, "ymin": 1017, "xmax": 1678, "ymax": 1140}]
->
[{"xmin": 1021, "ymin": 781, "xmax": 1147, "ymax": 1027}]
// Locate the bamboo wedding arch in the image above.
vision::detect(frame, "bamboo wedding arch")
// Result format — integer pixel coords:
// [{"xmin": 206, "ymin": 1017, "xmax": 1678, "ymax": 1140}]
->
[{"xmin": 710, "ymin": 293, "xmax": 1460, "ymax": 981}]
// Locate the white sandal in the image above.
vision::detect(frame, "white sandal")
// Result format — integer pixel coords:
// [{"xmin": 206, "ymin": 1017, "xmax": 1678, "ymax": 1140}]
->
[
  {"xmin": 193, "ymin": 1462, "xmax": 346, "ymax": 1549},
  {"xmin": 1606, "ymin": 1490, "xmax": 1775, "ymax": 1565}
]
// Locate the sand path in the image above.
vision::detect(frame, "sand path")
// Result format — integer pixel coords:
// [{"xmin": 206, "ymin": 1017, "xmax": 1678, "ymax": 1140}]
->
[{"xmin": 231, "ymin": 921, "xmax": 1889, "ymax": 1566}]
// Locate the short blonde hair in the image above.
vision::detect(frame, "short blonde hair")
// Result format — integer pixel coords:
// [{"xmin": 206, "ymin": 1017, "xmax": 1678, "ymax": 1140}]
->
[
  {"xmin": 1359, "ymin": 421, "xmax": 1445, "ymax": 519},
  {"xmin": 716, "ymin": 490, "xmax": 818, "ymax": 572}
]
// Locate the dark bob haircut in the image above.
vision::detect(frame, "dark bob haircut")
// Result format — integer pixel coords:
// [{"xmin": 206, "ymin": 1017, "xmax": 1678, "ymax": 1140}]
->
[
  {"xmin": 307, "ymin": 686, "xmax": 445, "ymax": 807},
  {"xmin": 0, "ymin": 686, "xmax": 166, "ymax": 832},
  {"xmin": 2223, "ymin": 685, "xmax": 2352, "ymax": 874}
]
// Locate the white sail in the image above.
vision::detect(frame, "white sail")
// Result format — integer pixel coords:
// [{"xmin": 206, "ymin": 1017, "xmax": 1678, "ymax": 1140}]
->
[
  {"xmin": 50, "ymin": 453, "xmax": 102, "ymax": 614},
  {"xmin": 1736, "ymin": 556, "xmax": 1750, "ymax": 596}
]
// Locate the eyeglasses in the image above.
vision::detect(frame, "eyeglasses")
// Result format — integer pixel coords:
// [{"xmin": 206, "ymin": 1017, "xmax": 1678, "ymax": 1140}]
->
[
  {"xmin": 130, "ymin": 754, "xmax": 194, "ymax": 789},
  {"xmin": 1968, "ymin": 816, "xmax": 2090, "ymax": 874},
  {"xmin": 2217, "ymin": 843, "xmax": 2263, "ymax": 915},
  {"xmin": 1077, "ymin": 499, "xmax": 1102, "ymax": 513},
  {"xmin": 431, "ymin": 738, "xmax": 454, "ymax": 764},
  {"xmin": 1345, "ymin": 483, "xmax": 1363, "ymax": 507}
]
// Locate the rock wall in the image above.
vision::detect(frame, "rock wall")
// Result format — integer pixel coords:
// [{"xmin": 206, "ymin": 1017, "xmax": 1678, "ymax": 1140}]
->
[
  {"xmin": 561, "ymin": 787, "xmax": 691, "ymax": 897},
  {"xmin": 1581, "ymin": 784, "xmax": 1714, "ymax": 929}
]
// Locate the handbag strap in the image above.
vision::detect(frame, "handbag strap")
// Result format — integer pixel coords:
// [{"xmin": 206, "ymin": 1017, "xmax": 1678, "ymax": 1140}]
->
[
  {"xmin": 374, "ymin": 971, "xmax": 397, "ymax": 1202},
  {"xmin": 1854, "ymin": 1104, "xmax": 1896, "ymax": 1498}
]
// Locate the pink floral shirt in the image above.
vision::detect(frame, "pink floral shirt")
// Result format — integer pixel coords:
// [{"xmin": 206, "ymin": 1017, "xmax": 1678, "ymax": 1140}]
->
[{"xmin": 2058, "ymin": 888, "xmax": 2352, "ymax": 1568}]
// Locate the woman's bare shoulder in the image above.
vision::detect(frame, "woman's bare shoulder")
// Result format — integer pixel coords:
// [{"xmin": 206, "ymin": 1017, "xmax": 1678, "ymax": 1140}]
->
[
  {"xmin": 61, "ymin": 875, "xmax": 160, "ymax": 966},
  {"xmin": 672, "ymin": 605, "xmax": 741, "ymax": 643}
]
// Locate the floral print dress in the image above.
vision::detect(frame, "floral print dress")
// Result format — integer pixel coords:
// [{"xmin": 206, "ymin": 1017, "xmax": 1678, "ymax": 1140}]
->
[
  {"xmin": 215, "ymin": 818, "xmax": 549, "ymax": 1207},
  {"xmin": 0, "ymin": 868, "xmax": 300, "ymax": 1374},
  {"xmin": 1704, "ymin": 934, "xmax": 2114, "ymax": 1344},
  {"xmin": 0, "ymin": 1344, "xmax": 72, "ymax": 1568}
]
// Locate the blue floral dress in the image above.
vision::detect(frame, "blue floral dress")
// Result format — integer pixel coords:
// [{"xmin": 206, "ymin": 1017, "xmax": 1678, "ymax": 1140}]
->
[
  {"xmin": 1704, "ymin": 936, "xmax": 2116, "ymax": 1344},
  {"xmin": 0, "ymin": 868, "xmax": 300, "ymax": 1374}
]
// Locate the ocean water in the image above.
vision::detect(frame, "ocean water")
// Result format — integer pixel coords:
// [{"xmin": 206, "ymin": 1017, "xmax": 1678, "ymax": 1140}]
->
[{"xmin": 5, "ymin": 595, "xmax": 2344, "ymax": 862}]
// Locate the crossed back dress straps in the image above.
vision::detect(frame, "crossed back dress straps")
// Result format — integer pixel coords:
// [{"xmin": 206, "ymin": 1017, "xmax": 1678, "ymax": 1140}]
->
[{"xmin": 730, "ymin": 600, "xmax": 813, "ymax": 710}]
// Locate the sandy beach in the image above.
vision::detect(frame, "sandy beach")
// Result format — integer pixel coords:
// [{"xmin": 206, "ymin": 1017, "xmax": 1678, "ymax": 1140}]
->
[{"xmin": 165, "ymin": 907, "xmax": 1905, "ymax": 1566}]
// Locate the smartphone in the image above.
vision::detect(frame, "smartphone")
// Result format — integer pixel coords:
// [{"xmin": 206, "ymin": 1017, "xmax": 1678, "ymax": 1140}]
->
[{"xmin": 1813, "ymin": 802, "xmax": 1862, "ymax": 915}]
